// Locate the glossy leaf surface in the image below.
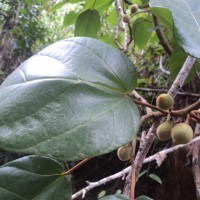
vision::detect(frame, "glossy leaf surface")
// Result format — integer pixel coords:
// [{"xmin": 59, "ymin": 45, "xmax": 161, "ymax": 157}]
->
[
  {"xmin": 0, "ymin": 37, "xmax": 140, "ymax": 161},
  {"xmin": 0, "ymin": 155, "xmax": 71, "ymax": 200},
  {"xmin": 150, "ymin": 0, "xmax": 200, "ymax": 58}
]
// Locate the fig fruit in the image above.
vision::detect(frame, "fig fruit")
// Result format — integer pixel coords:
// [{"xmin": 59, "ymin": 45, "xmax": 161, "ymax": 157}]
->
[
  {"xmin": 171, "ymin": 123, "xmax": 193, "ymax": 144},
  {"xmin": 117, "ymin": 145, "xmax": 132, "ymax": 161},
  {"xmin": 130, "ymin": 4, "xmax": 139, "ymax": 14},
  {"xmin": 156, "ymin": 93, "xmax": 174, "ymax": 110},
  {"xmin": 157, "ymin": 121, "xmax": 172, "ymax": 141},
  {"xmin": 123, "ymin": 14, "xmax": 130, "ymax": 23}
]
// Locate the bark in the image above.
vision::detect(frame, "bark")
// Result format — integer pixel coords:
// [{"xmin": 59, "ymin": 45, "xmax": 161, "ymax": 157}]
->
[{"xmin": 193, "ymin": 124, "xmax": 200, "ymax": 200}]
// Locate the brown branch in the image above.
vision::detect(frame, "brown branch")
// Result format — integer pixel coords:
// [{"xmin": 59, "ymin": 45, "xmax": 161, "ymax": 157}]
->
[
  {"xmin": 152, "ymin": 14, "xmax": 173, "ymax": 56},
  {"xmin": 139, "ymin": 99, "xmax": 200, "ymax": 123},
  {"xmin": 131, "ymin": 90, "xmax": 152, "ymax": 114},
  {"xmin": 135, "ymin": 88, "xmax": 200, "ymax": 98}
]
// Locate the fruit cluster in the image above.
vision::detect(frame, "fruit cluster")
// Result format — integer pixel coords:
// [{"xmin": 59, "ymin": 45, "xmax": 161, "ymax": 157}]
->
[
  {"xmin": 122, "ymin": 4, "xmax": 139, "ymax": 23},
  {"xmin": 156, "ymin": 94, "xmax": 193, "ymax": 144},
  {"xmin": 117, "ymin": 93, "xmax": 194, "ymax": 161}
]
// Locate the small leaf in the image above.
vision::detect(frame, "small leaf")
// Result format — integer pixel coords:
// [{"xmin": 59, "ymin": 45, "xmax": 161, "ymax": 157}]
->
[
  {"xmin": 100, "ymin": 194, "xmax": 130, "ymax": 200},
  {"xmin": 135, "ymin": 195, "xmax": 154, "ymax": 200},
  {"xmin": 98, "ymin": 190, "xmax": 107, "ymax": 199},
  {"xmin": 75, "ymin": 9, "xmax": 100, "ymax": 38},
  {"xmin": 0, "ymin": 155, "xmax": 71, "ymax": 199},
  {"xmin": 138, "ymin": 170, "xmax": 147, "ymax": 179},
  {"xmin": 150, "ymin": 0, "xmax": 200, "ymax": 58},
  {"xmin": 148, "ymin": 173, "xmax": 162, "ymax": 184},
  {"xmin": 133, "ymin": 16, "xmax": 155, "ymax": 49},
  {"xmin": 63, "ymin": 11, "xmax": 78, "ymax": 27}
]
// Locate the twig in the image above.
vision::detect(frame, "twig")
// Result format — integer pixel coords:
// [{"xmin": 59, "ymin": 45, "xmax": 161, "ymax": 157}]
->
[
  {"xmin": 115, "ymin": 2, "xmax": 123, "ymax": 49},
  {"xmin": 131, "ymin": 90, "xmax": 152, "ymax": 114},
  {"xmin": 159, "ymin": 56, "xmax": 170, "ymax": 75},
  {"xmin": 123, "ymin": 0, "xmax": 132, "ymax": 5},
  {"xmin": 144, "ymin": 136, "xmax": 200, "ymax": 164},
  {"xmin": 63, "ymin": 158, "xmax": 91, "ymax": 176},
  {"xmin": 115, "ymin": 0, "xmax": 129, "ymax": 52},
  {"xmin": 71, "ymin": 135, "xmax": 200, "ymax": 199},
  {"xmin": 71, "ymin": 166, "xmax": 130, "ymax": 200},
  {"xmin": 135, "ymin": 88, "xmax": 200, "ymax": 98},
  {"xmin": 168, "ymin": 56, "xmax": 196, "ymax": 97},
  {"xmin": 152, "ymin": 14, "xmax": 173, "ymax": 55}
]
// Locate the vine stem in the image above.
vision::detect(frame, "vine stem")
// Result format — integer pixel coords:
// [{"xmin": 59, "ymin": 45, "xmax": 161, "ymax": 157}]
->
[{"xmin": 63, "ymin": 158, "xmax": 91, "ymax": 176}]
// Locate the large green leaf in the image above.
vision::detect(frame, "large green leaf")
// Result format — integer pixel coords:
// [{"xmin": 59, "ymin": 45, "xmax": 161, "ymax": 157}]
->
[
  {"xmin": 100, "ymin": 194, "xmax": 130, "ymax": 200},
  {"xmin": 75, "ymin": 9, "xmax": 100, "ymax": 38},
  {"xmin": 0, "ymin": 37, "xmax": 140, "ymax": 161},
  {"xmin": 169, "ymin": 46, "xmax": 200, "ymax": 84},
  {"xmin": 0, "ymin": 155, "xmax": 71, "ymax": 200},
  {"xmin": 149, "ymin": 0, "xmax": 200, "ymax": 58}
]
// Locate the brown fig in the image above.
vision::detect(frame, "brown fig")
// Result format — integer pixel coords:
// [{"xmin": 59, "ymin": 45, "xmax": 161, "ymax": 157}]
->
[
  {"xmin": 171, "ymin": 123, "xmax": 193, "ymax": 144},
  {"xmin": 156, "ymin": 93, "xmax": 174, "ymax": 110}
]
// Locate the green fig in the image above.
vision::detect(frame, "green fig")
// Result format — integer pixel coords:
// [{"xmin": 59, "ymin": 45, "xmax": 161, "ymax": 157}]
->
[
  {"xmin": 130, "ymin": 4, "xmax": 139, "ymax": 14},
  {"xmin": 156, "ymin": 93, "xmax": 174, "ymax": 110},
  {"xmin": 171, "ymin": 123, "xmax": 193, "ymax": 144},
  {"xmin": 117, "ymin": 145, "xmax": 132, "ymax": 161},
  {"xmin": 157, "ymin": 121, "xmax": 172, "ymax": 141},
  {"xmin": 123, "ymin": 14, "xmax": 130, "ymax": 23}
]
